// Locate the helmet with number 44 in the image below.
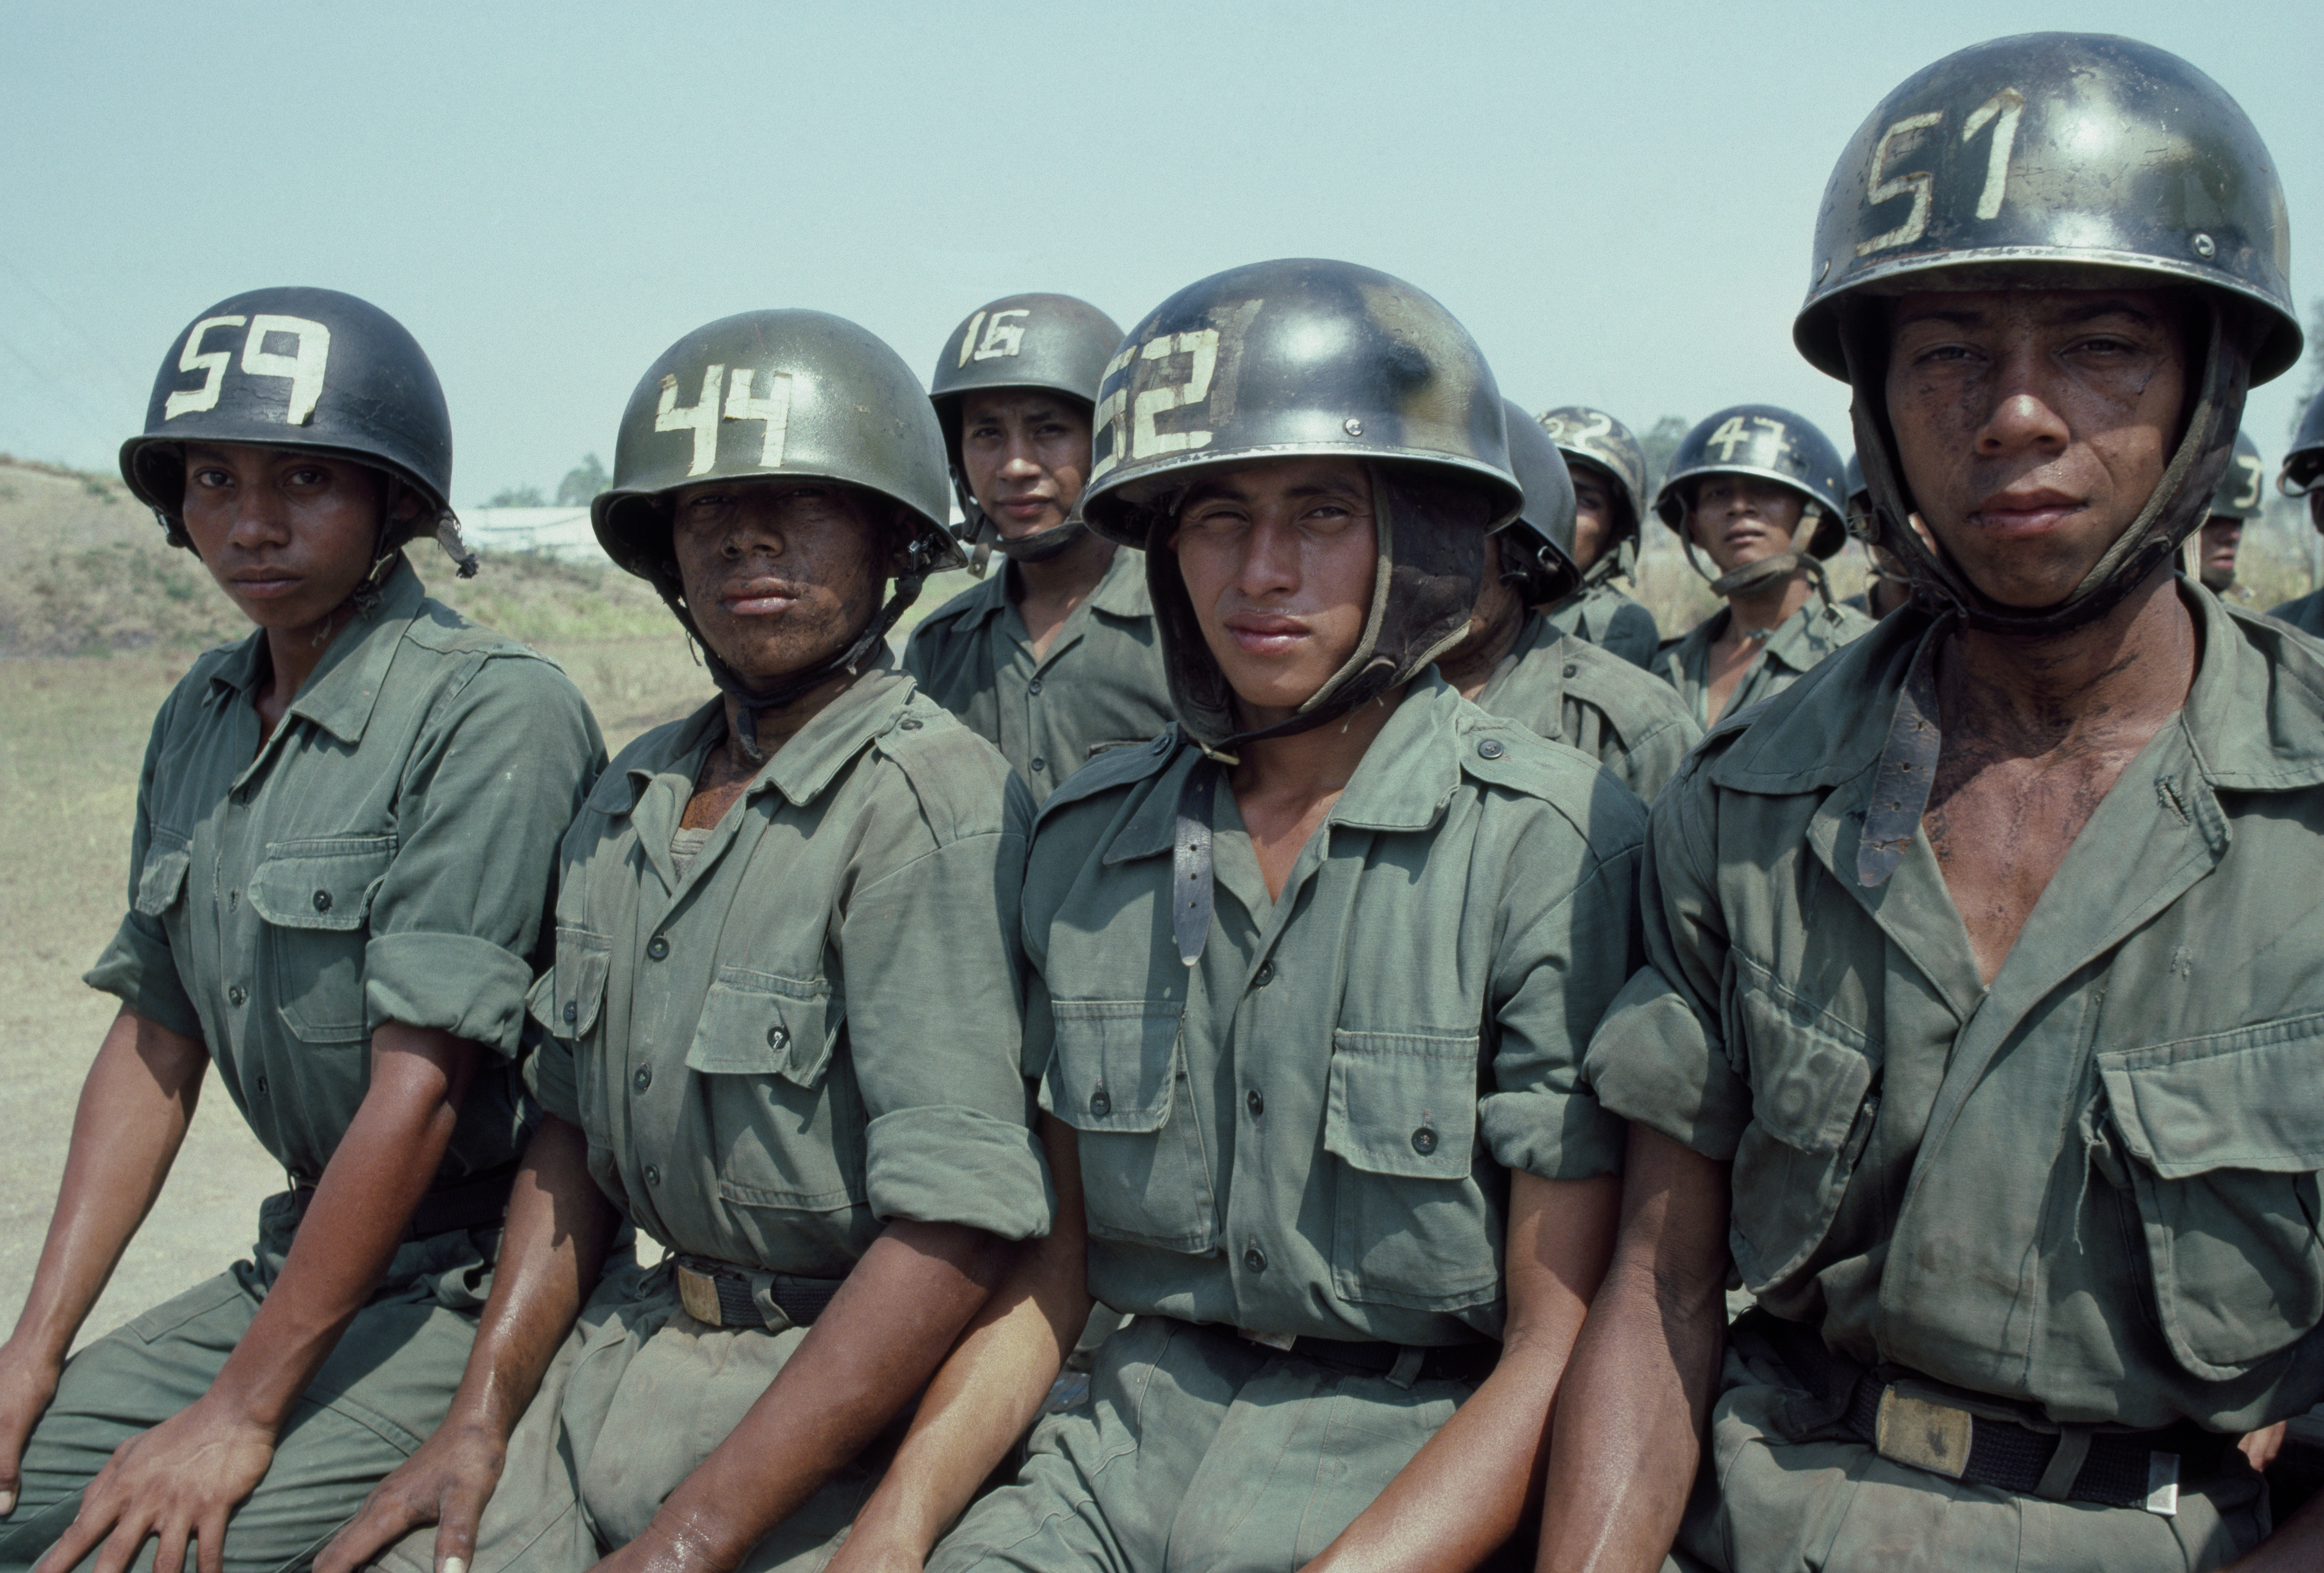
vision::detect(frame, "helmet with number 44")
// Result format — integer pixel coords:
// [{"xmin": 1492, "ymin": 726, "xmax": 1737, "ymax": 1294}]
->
[{"xmin": 1797, "ymin": 32, "xmax": 2301, "ymax": 634}]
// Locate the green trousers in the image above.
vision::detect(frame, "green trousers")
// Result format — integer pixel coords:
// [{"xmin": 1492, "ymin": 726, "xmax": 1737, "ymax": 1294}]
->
[
  {"xmin": 0, "ymin": 1202, "xmax": 494, "ymax": 1573},
  {"xmin": 1669, "ymin": 1332, "xmax": 2273, "ymax": 1572},
  {"xmin": 377, "ymin": 1262, "xmax": 885, "ymax": 1573},
  {"xmin": 929, "ymin": 1316, "xmax": 1480, "ymax": 1573}
]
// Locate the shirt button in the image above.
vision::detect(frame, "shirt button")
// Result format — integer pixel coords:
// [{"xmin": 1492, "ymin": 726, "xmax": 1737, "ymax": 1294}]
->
[
  {"xmin": 1151, "ymin": 735, "xmax": 1171, "ymax": 755},
  {"xmin": 563, "ymin": 1000, "xmax": 578, "ymax": 1023},
  {"xmin": 644, "ymin": 1165, "xmax": 661, "ymax": 1187},
  {"xmin": 254, "ymin": 1075, "xmax": 268, "ymax": 1096},
  {"xmin": 1254, "ymin": 960, "xmax": 1276, "ymax": 988},
  {"xmin": 633, "ymin": 1066, "xmax": 652, "ymax": 1092},
  {"xmin": 227, "ymin": 890, "xmax": 238, "ymax": 908},
  {"xmin": 647, "ymin": 936, "xmax": 670, "ymax": 961},
  {"xmin": 1030, "ymin": 756, "xmax": 1048, "ymax": 773},
  {"xmin": 767, "ymin": 1026, "xmax": 789, "ymax": 1050},
  {"xmin": 1243, "ymin": 1243, "xmax": 1267, "ymax": 1273},
  {"xmin": 1088, "ymin": 1083, "xmax": 1113, "ymax": 1118},
  {"xmin": 1563, "ymin": 663, "xmax": 1579, "ymax": 678},
  {"xmin": 1411, "ymin": 1126, "xmax": 1438, "ymax": 1155},
  {"xmin": 312, "ymin": 889, "xmax": 333, "ymax": 912},
  {"xmin": 898, "ymin": 717, "xmax": 923, "ymax": 731},
  {"xmin": 1477, "ymin": 738, "xmax": 1506, "ymax": 760},
  {"xmin": 228, "ymin": 986, "xmax": 247, "ymax": 1006},
  {"xmin": 1246, "ymin": 1089, "xmax": 1264, "ymax": 1118},
  {"xmin": 1028, "ymin": 678, "xmax": 1044, "ymax": 695}
]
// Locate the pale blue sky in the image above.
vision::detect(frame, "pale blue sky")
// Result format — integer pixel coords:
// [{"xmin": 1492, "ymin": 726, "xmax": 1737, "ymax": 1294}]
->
[{"xmin": 3, "ymin": 0, "xmax": 2317, "ymax": 508}]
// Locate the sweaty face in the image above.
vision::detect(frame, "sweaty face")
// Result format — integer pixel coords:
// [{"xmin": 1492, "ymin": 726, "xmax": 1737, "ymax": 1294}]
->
[
  {"xmin": 1885, "ymin": 287, "xmax": 2188, "ymax": 609},
  {"xmin": 959, "ymin": 389, "xmax": 1094, "ymax": 540},
  {"xmin": 1569, "ymin": 461, "xmax": 1619, "ymax": 574},
  {"xmin": 181, "ymin": 443, "xmax": 401, "ymax": 632},
  {"xmin": 670, "ymin": 479, "xmax": 890, "ymax": 684},
  {"xmin": 2198, "ymin": 515, "xmax": 2242, "ymax": 591},
  {"xmin": 1688, "ymin": 474, "xmax": 1807, "ymax": 577},
  {"xmin": 1168, "ymin": 457, "xmax": 1378, "ymax": 726}
]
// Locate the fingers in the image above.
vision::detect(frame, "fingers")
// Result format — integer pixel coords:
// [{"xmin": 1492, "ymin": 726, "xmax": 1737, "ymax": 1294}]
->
[
  {"xmin": 433, "ymin": 1481, "xmax": 488, "ymax": 1573},
  {"xmin": 31, "ymin": 1486, "xmax": 113, "ymax": 1573},
  {"xmin": 316, "ymin": 1487, "xmax": 431, "ymax": 1573}
]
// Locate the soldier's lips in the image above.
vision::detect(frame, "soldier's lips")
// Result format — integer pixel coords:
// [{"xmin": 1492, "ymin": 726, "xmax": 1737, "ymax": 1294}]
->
[
  {"xmin": 226, "ymin": 571, "xmax": 303, "ymax": 599},
  {"xmin": 1223, "ymin": 615, "xmax": 1307, "ymax": 655},
  {"xmin": 1971, "ymin": 489, "xmax": 2082, "ymax": 536},
  {"xmin": 720, "ymin": 581, "xmax": 802, "ymax": 616}
]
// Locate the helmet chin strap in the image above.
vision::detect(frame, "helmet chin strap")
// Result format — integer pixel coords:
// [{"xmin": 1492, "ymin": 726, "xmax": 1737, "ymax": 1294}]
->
[{"xmin": 957, "ymin": 485, "xmax": 1089, "ymax": 576}]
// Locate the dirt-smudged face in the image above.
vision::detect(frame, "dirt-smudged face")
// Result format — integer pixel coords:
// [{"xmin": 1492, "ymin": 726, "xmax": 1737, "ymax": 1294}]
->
[
  {"xmin": 1169, "ymin": 457, "xmax": 1377, "ymax": 729},
  {"xmin": 959, "ymin": 390, "xmax": 1093, "ymax": 541},
  {"xmin": 181, "ymin": 442, "xmax": 404, "ymax": 634},
  {"xmin": 670, "ymin": 478, "xmax": 889, "ymax": 683},
  {"xmin": 1885, "ymin": 287, "xmax": 2188, "ymax": 609},
  {"xmin": 1688, "ymin": 475, "xmax": 1807, "ymax": 577}
]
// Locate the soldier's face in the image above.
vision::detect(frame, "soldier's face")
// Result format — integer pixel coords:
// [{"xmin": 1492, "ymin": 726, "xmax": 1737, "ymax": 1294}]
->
[
  {"xmin": 1688, "ymin": 475, "xmax": 1807, "ymax": 576},
  {"xmin": 1170, "ymin": 457, "xmax": 1377, "ymax": 723},
  {"xmin": 2198, "ymin": 515, "xmax": 2242, "ymax": 591},
  {"xmin": 180, "ymin": 442, "xmax": 405, "ymax": 633},
  {"xmin": 959, "ymin": 390, "xmax": 1093, "ymax": 541},
  {"xmin": 1570, "ymin": 462, "xmax": 1618, "ymax": 573},
  {"xmin": 670, "ymin": 479, "xmax": 889, "ymax": 683},
  {"xmin": 1885, "ymin": 287, "xmax": 2188, "ymax": 608}
]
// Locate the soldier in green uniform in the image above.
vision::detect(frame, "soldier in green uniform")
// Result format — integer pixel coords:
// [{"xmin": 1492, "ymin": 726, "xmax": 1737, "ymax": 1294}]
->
[
  {"xmin": 1535, "ymin": 407, "xmax": 1661, "ymax": 667},
  {"xmin": 1439, "ymin": 399, "xmax": 1703, "ymax": 801},
  {"xmin": 318, "ymin": 310, "xmax": 1052, "ymax": 1573},
  {"xmin": 903, "ymin": 294, "xmax": 1175, "ymax": 802},
  {"xmin": 2267, "ymin": 393, "xmax": 2324, "ymax": 635},
  {"xmin": 2194, "ymin": 430, "xmax": 2267, "ymax": 593},
  {"xmin": 0, "ymin": 289, "xmax": 602, "ymax": 1573},
  {"xmin": 1542, "ymin": 34, "xmax": 2324, "ymax": 1572},
  {"xmin": 820, "ymin": 257, "xmax": 1644, "ymax": 1573},
  {"xmin": 1649, "ymin": 406, "xmax": 1874, "ymax": 726}
]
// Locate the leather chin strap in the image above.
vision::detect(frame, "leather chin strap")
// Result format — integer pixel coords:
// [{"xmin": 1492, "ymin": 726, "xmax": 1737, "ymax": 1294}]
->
[
  {"xmin": 1709, "ymin": 550, "xmax": 1830, "ymax": 603},
  {"xmin": 959, "ymin": 491, "xmax": 1088, "ymax": 577},
  {"xmin": 1576, "ymin": 522, "xmax": 1638, "ymax": 593},
  {"xmin": 679, "ymin": 577, "xmax": 924, "ymax": 763}
]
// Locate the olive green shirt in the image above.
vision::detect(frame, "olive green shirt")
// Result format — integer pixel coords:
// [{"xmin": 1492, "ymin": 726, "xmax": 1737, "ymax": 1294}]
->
[
  {"xmin": 902, "ymin": 546, "xmax": 1174, "ymax": 803},
  {"xmin": 1542, "ymin": 578, "xmax": 1660, "ymax": 669},
  {"xmin": 86, "ymin": 560, "xmax": 604, "ymax": 1191},
  {"xmin": 529, "ymin": 656, "xmax": 1052, "ymax": 1276},
  {"xmin": 1588, "ymin": 587, "xmax": 2324, "ymax": 1432},
  {"xmin": 1473, "ymin": 610, "xmax": 1703, "ymax": 802},
  {"xmin": 1023, "ymin": 673, "xmax": 1645, "ymax": 1347},
  {"xmin": 1653, "ymin": 596, "xmax": 1875, "ymax": 728},
  {"xmin": 2268, "ymin": 587, "xmax": 2324, "ymax": 640}
]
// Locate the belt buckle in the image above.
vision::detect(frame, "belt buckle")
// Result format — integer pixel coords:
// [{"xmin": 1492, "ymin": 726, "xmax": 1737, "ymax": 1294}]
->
[
  {"xmin": 676, "ymin": 1263, "xmax": 724, "ymax": 1328},
  {"xmin": 1239, "ymin": 1327, "xmax": 1295, "ymax": 1351},
  {"xmin": 1874, "ymin": 1385, "xmax": 1973, "ymax": 1478}
]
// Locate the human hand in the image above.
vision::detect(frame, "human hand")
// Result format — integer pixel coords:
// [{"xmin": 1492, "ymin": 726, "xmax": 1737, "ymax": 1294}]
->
[
  {"xmin": 31, "ymin": 1396, "xmax": 273, "ymax": 1573},
  {"xmin": 0, "ymin": 1338, "xmax": 64, "ymax": 1517},
  {"xmin": 314, "ymin": 1418, "xmax": 512, "ymax": 1573}
]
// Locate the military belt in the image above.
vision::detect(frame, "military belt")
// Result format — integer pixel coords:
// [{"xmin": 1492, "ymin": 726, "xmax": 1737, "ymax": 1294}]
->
[
  {"xmin": 672, "ymin": 1256, "xmax": 841, "ymax": 1332},
  {"xmin": 286, "ymin": 1162, "xmax": 517, "ymax": 1242},
  {"xmin": 1227, "ymin": 1323, "xmax": 1496, "ymax": 1388}
]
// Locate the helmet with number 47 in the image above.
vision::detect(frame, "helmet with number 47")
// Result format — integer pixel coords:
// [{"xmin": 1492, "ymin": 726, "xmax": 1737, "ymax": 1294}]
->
[
  {"xmin": 1796, "ymin": 32, "xmax": 2301, "ymax": 634},
  {"xmin": 1654, "ymin": 404, "xmax": 1849, "ymax": 565}
]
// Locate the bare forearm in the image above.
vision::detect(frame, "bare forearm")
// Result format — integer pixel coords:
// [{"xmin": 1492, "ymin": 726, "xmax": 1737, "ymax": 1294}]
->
[
  {"xmin": 651, "ymin": 1220, "xmax": 1011, "ymax": 1568},
  {"xmin": 207, "ymin": 1023, "xmax": 479, "ymax": 1432},
  {"xmin": 5, "ymin": 1011, "xmax": 205, "ymax": 1363}
]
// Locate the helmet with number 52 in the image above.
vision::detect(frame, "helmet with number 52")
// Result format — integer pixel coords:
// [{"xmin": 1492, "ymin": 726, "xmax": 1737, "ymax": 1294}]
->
[{"xmin": 1795, "ymin": 32, "xmax": 2300, "ymax": 634}]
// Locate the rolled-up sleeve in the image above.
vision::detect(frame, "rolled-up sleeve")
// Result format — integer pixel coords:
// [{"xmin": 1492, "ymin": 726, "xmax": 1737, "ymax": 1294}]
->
[
  {"xmin": 365, "ymin": 654, "xmax": 604, "ymax": 1054},
  {"xmin": 1583, "ymin": 760, "xmax": 1753, "ymax": 1159},
  {"xmin": 1480, "ymin": 798, "xmax": 1644, "ymax": 1183},
  {"xmin": 84, "ymin": 699, "xmax": 203, "ymax": 1041},
  {"xmin": 843, "ymin": 785, "xmax": 1053, "ymax": 1241}
]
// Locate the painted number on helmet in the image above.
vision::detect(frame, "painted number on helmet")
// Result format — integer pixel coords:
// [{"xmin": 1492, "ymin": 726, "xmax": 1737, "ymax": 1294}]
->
[
  {"xmin": 656, "ymin": 365, "xmax": 794, "ymax": 477},
  {"xmin": 162, "ymin": 314, "xmax": 331, "ymax": 425},
  {"xmin": 1857, "ymin": 88, "xmax": 2024, "ymax": 256},
  {"xmin": 958, "ymin": 309, "xmax": 1031, "ymax": 365},
  {"xmin": 1707, "ymin": 414, "xmax": 1784, "ymax": 463},
  {"xmin": 1088, "ymin": 328, "xmax": 1220, "ymax": 482},
  {"xmin": 1541, "ymin": 409, "xmax": 1615, "ymax": 448},
  {"xmin": 2227, "ymin": 450, "xmax": 2266, "ymax": 512}
]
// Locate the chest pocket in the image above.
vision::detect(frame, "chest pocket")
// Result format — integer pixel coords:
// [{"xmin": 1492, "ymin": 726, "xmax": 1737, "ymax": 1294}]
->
[
  {"xmin": 2100, "ymin": 1014, "xmax": 2324, "ymax": 1380},
  {"xmin": 686, "ymin": 967, "xmax": 859, "ymax": 1214},
  {"xmin": 1322, "ymin": 1029, "xmax": 1497, "ymax": 1311},
  {"xmin": 1729, "ymin": 973, "xmax": 1880, "ymax": 1295},
  {"xmin": 134, "ymin": 837, "xmax": 192, "ymax": 918},
  {"xmin": 1046, "ymin": 1000, "xmax": 1217, "ymax": 1253},
  {"xmin": 248, "ymin": 835, "xmax": 396, "ymax": 1043}
]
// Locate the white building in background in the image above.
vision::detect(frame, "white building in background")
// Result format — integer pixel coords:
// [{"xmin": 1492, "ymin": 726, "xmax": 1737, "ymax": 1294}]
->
[{"xmin": 458, "ymin": 507, "xmax": 609, "ymax": 564}]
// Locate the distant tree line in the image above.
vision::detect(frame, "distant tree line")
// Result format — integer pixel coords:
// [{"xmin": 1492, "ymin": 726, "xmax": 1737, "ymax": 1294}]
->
[{"xmin": 483, "ymin": 453, "xmax": 608, "ymax": 509}]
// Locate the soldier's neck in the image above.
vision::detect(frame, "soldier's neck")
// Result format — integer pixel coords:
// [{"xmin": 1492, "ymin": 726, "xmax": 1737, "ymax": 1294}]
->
[
  {"xmin": 1436, "ymin": 603, "xmax": 1530, "ymax": 700},
  {"xmin": 1011, "ymin": 532, "xmax": 1116, "ymax": 658},
  {"xmin": 1725, "ymin": 572, "xmax": 1813, "ymax": 637}
]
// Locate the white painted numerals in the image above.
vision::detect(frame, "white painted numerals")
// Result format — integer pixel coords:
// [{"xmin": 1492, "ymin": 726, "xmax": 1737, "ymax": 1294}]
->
[
  {"xmin": 1855, "ymin": 87, "xmax": 2023, "ymax": 257},
  {"xmin": 162, "ymin": 314, "xmax": 331, "ymax": 425},
  {"xmin": 1089, "ymin": 329, "xmax": 1220, "ymax": 482},
  {"xmin": 1706, "ymin": 414, "xmax": 1785, "ymax": 464},
  {"xmin": 2227, "ymin": 450, "xmax": 2266, "ymax": 513},
  {"xmin": 658, "ymin": 364, "xmax": 794, "ymax": 476}
]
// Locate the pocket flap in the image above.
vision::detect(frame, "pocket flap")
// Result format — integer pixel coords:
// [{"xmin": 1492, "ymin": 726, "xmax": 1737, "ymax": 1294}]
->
[
  {"xmin": 247, "ymin": 837, "xmax": 395, "ymax": 932},
  {"xmin": 1045, "ymin": 1001, "xmax": 1185, "ymax": 1134},
  {"xmin": 1323, "ymin": 1030, "xmax": 1480, "ymax": 1180},
  {"xmin": 1739, "ymin": 986, "xmax": 1875, "ymax": 1156},
  {"xmin": 2101, "ymin": 1013, "xmax": 2324, "ymax": 1179},
  {"xmin": 686, "ymin": 967, "xmax": 840, "ymax": 1086},
  {"xmin": 538, "ymin": 927, "xmax": 613, "ymax": 1040},
  {"xmin": 134, "ymin": 841, "xmax": 192, "ymax": 917}
]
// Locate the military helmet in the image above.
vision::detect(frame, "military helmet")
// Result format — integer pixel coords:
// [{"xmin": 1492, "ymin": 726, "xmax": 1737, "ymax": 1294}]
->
[
  {"xmin": 1499, "ymin": 398, "xmax": 1579, "ymax": 605},
  {"xmin": 1535, "ymin": 406, "xmax": 1646, "ymax": 581},
  {"xmin": 2208, "ymin": 429, "xmax": 2266, "ymax": 520},
  {"xmin": 1082, "ymin": 258, "xmax": 1519, "ymax": 752},
  {"xmin": 1654, "ymin": 405, "xmax": 1849, "ymax": 560},
  {"xmin": 2283, "ymin": 389, "xmax": 2324, "ymax": 498},
  {"xmin": 1800, "ymin": 33, "xmax": 2300, "ymax": 636},
  {"xmin": 594, "ymin": 309, "xmax": 961, "ymax": 593},
  {"xmin": 928, "ymin": 293, "xmax": 1123, "ymax": 566},
  {"xmin": 121, "ymin": 286, "xmax": 457, "ymax": 555}
]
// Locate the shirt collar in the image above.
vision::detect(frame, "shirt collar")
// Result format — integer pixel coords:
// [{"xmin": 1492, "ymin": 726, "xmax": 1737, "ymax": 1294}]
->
[
  {"xmin": 201, "ymin": 557, "xmax": 426, "ymax": 746},
  {"xmin": 1087, "ymin": 546, "xmax": 1153, "ymax": 619}
]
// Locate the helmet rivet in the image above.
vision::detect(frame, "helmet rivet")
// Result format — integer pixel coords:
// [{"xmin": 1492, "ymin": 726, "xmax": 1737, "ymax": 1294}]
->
[
  {"xmin": 2191, "ymin": 232, "xmax": 2216, "ymax": 259},
  {"xmin": 1343, "ymin": 417, "xmax": 1364, "ymax": 437}
]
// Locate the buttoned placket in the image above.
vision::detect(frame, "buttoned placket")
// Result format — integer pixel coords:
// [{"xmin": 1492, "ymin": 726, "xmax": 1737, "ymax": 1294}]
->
[{"xmin": 998, "ymin": 588, "xmax": 1094, "ymax": 785}]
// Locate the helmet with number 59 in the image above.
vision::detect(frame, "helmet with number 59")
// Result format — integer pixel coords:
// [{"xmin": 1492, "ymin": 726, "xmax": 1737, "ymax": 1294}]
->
[{"xmin": 1797, "ymin": 33, "xmax": 2300, "ymax": 635}]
